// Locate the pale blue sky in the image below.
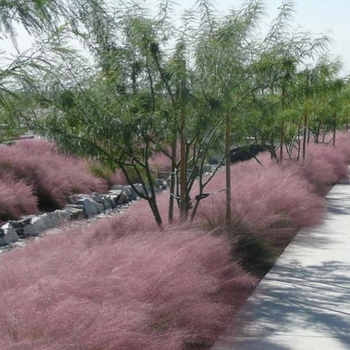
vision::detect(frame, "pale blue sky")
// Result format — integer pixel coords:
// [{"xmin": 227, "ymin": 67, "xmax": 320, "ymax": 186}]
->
[
  {"xmin": 1, "ymin": 0, "xmax": 349, "ymax": 75},
  {"xmin": 175, "ymin": 0, "xmax": 350, "ymax": 75}
]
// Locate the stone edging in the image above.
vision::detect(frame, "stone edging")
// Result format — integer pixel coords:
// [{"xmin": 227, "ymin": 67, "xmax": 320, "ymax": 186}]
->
[{"xmin": 0, "ymin": 181, "xmax": 168, "ymax": 248}]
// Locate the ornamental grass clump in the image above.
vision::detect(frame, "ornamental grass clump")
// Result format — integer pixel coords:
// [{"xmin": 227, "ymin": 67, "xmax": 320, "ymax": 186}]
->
[
  {"xmin": 333, "ymin": 131, "xmax": 350, "ymax": 163},
  {"xmin": 0, "ymin": 216, "xmax": 255, "ymax": 350},
  {"xmin": 0, "ymin": 175, "xmax": 38, "ymax": 222},
  {"xmin": 108, "ymin": 149, "xmax": 174, "ymax": 187},
  {"xmin": 291, "ymin": 141, "xmax": 349, "ymax": 195},
  {"xmin": 194, "ymin": 153, "xmax": 325, "ymax": 233},
  {"xmin": 0, "ymin": 139, "xmax": 108, "ymax": 209},
  {"xmin": 148, "ymin": 151, "xmax": 172, "ymax": 179}
]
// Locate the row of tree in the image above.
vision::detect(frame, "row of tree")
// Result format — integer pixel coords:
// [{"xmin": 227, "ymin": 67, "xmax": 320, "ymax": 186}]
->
[{"xmin": 1, "ymin": 0, "xmax": 349, "ymax": 226}]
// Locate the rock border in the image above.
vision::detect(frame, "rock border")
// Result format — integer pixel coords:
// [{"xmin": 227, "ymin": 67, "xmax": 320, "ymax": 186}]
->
[
  {"xmin": 0, "ymin": 181, "xmax": 168, "ymax": 248},
  {"xmin": 0, "ymin": 164, "xmax": 219, "ymax": 251}
]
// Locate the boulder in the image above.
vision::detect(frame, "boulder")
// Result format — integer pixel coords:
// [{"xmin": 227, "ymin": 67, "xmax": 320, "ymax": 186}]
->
[
  {"xmin": 8, "ymin": 217, "xmax": 33, "ymax": 238},
  {"xmin": 64, "ymin": 205, "xmax": 85, "ymax": 220},
  {"xmin": 97, "ymin": 203, "xmax": 104, "ymax": 214},
  {"xmin": 101, "ymin": 196, "xmax": 111, "ymax": 210},
  {"xmin": 70, "ymin": 195, "xmax": 100, "ymax": 218},
  {"xmin": 56, "ymin": 210, "xmax": 71, "ymax": 223},
  {"xmin": 111, "ymin": 184, "xmax": 125, "ymax": 191},
  {"xmin": 108, "ymin": 190, "xmax": 130, "ymax": 206},
  {"xmin": 0, "ymin": 223, "xmax": 20, "ymax": 246},
  {"xmin": 123, "ymin": 186, "xmax": 132, "ymax": 198},
  {"xmin": 117, "ymin": 190, "xmax": 129, "ymax": 205},
  {"xmin": 24, "ymin": 215, "xmax": 49, "ymax": 237},
  {"xmin": 82, "ymin": 198, "xmax": 99, "ymax": 217},
  {"xmin": 156, "ymin": 179, "xmax": 168, "ymax": 190},
  {"xmin": 129, "ymin": 183, "xmax": 144, "ymax": 200},
  {"xmin": 107, "ymin": 193, "xmax": 119, "ymax": 208},
  {"xmin": 91, "ymin": 192, "xmax": 103, "ymax": 203},
  {"xmin": 69, "ymin": 193, "xmax": 91, "ymax": 204},
  {"xmin": 42, "ymin": 212, "xmax": 59, "ymax": 229}
]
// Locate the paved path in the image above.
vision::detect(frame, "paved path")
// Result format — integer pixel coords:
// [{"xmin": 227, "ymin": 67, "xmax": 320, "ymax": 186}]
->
[{"xmin": 211, "ymin": 173, "xmax": 350, "ymax": 350}]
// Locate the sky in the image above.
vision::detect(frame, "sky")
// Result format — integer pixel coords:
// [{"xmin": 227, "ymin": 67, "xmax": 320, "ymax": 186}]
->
[
  {"xmin": 175, "ymin": 0, "xmax": 350, "ymax": 75},
  {"xmin": 264, "ymin": 0, "xmax": 350, "ymax": 75},
  {"xmin": 1, "ymin": 0, "xmax": 350, "ymax": 76}
]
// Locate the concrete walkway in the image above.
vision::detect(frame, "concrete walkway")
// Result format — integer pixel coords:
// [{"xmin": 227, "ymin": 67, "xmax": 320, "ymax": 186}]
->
[{"xmin": 211, "ymin": 174, "xmax": 350, "ymax": 350}]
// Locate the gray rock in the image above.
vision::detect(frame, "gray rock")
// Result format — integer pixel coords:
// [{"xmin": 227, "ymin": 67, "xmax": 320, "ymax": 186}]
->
[
  {"xmin": 123, "ymin": 186, "xmax": 132, "ymax": 198},
  {"xmin": 109, "ymin": 189, "xmax": 122, "ymax": 196},
  {"xmin": 108, "ymin": 195, "xmax": 118, "ymax": 208},
  {"xmin": 111, "ymin": 186, "xmax": 131, "ymax": 202},
  {"xmin": 111, "ymin": 184, "xmax": 125, "ymax": 190},
  {"xmin": 24, "ymin": 215, "xmax": 48, "ymax": 237},
  {"xmin": 64, "ymin": 205, "xmax": 85, "ymax": 220},
  {"xmin": 65, "ymin": 203, "xmax": 84, "ymax": 209},
  {"xmin": 156, "ymin": 179, "xmax": 168, "ymax": 190},
  {"xmin": 117, "ymin": 190, "xmax": 129, "ymax": 205},
  {"xmin": 97, "ymin": 203, "xmax": 104, "ymax": 214},
  {"xmin": 0, "ymin": 223, "xmax": 20, "ymax": 246},
  {"xmin": 108, "ymin": 190, "xmax": 122, "ymax": 207},
  {"xmin": 129, "ymin": 183, "xmax": 144, "ymax": 200},
  {"xmin": 8, "ymin": 217, "xmax": 33, "ymax": 238},
  {"xmin": 82, "ymin": 198, "xmax": 99, "ymax": 217},
  {"xmin": 69, "ymin": 193, "xmax": 90, "ymax": 204},
  {"xmin": 101, "ymin": 196, "xmax": 111, "ymax": 210},
  {"xmin": 42, "ymin": 212, "xmax": 59, "ymax": 229},
  {"xmin": 91, "ymin": 192, "xmax": 103, "ymax": 203},
  {"xmin": 56, "ymin": 210, "xmax": 71, "ymax": 222}
]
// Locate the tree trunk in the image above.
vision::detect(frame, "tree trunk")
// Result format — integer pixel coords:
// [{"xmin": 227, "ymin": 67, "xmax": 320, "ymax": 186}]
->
[
  {"xmin": 148, "ymin": 196, "xmax": 163, "ymax": 228},
  {"xmin": 333, "ymin": 113, "xmax": 337, "ymax": 146},
  {"xmin": 302, "ymin": 113, "xmax": 308, "ymax": 160},
  {"xmin": 168, "ymin": 136, "xmax": 177, "ymax": 224},
  {"xmin": 225, "ymin": 113, "xmax": 231, "ymax": 226},
  {"xmin": 280, "ymin": 85, "xmax": 286, "ymax": 163},
  {"xmin": 315, "ymin": 123, "xmax": 320, "ymax": 143},
  {"xmin": 270, "ymin": 134, "xmax": 277, "ymax": 159},
  {"xmin": 279, "ymin": 122, "xmax": 284, "ymax": 163},
  {"xmin": 179, "ymin": 63, "xmax": 187, "ymax": 220}
]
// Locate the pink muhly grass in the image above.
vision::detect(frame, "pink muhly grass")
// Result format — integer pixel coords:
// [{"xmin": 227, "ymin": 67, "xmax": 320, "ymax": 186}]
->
[
  {"xmin": 107, "ymin": 169, "xmax": 129, "ymax": 186},
  {"xmin": 293, "ymin": 142, "xmax": 349, "ymax": 194},
  {"xmin": 0, "ymin": 175, "xmax": 38, "ymax": 221},
  {"xmin": 334, "ymin": 131, "xmax": 350, "ymax": 163},
  {"xmin": 194, "ymin": 154, "xmax": 325, "ymax": 233},
  {"xmin": 0, "ymin": 219, "xmax": 255, "ymax": 350},
  {"xmin": 93, "ymin": 190, "xmax": 181, "ymax": 236},
  {"xmin": 148, "ymin": 151, "xmax": 172, "ymax": 179},
  {"xmin": 0, "ymin": 140, "xmax": 108, "ymax": 208},
  {"xmin": 108, "ymin": 149, "xmax": 174, "ymax": 187}
]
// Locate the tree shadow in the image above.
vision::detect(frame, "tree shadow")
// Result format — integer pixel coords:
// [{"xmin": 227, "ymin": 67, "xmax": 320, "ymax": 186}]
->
[
  {"xmin": 326, "ymin": 196, "xmax": 350, "ymax": 215},
  {"xmin": 213, "ymin": 260, "xmax": 350, "ymax": 349}
]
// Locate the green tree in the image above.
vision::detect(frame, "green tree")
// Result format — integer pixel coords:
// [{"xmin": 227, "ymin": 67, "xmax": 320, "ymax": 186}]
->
[{"xmin": 0, "ymin": 0, "xmax": 68, "ymax": 141}]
